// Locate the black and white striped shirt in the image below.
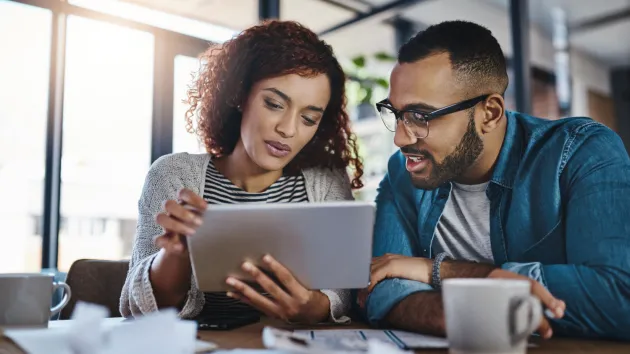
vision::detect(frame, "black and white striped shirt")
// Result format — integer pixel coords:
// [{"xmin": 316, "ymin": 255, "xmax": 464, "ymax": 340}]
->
[
  {"xmin": 198, "ymin": 159, "xmax": 308, "ymax": 320},
  {"xmin": 203, "ymin": 160, "xmax": 309, "ymax": 204}
]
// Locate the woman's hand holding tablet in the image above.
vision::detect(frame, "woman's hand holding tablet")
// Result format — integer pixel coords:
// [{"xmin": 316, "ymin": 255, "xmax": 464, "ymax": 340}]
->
[{"xmin": 225, "ymin": 254, "xmax": 331, "ymax": 324}]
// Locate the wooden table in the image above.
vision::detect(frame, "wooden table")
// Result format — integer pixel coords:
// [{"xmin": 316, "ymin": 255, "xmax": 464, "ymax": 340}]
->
[{"xmin": 198, "ymin": 317, "xmax": 630, "ymax": 353}]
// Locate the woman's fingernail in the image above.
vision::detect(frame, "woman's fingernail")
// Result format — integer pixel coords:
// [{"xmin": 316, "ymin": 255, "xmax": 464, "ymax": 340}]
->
[
  {"xmin": 556, "ymin": 307, "xmax": 564, "ymax": 318},
  {"xmin": 545, "ymin": 328, "xmax": 553, "ymax": 339},
  {"xmin": 226, "ymin": 278, "xmax": 236, "ymax": 286},
  {"xmin": 263, "ymin": 255, "xmax": 272, "ymax": 263},
  {"xmin": 544, "ymin": 309, "xmax": 556, "ymax": 318},
  {"xmin": 226, "ymin": 291, "xmax": 234, "ymax": 298},
  {"xmin": 243, "ymin": 262, "xmax": 254, "ymax": 271}
]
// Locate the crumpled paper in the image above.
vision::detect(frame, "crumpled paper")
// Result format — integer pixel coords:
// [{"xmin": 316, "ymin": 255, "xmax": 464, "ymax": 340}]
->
[{"xmin": 3, "ymin": 302, "xmax": 205, "ymax": 354}]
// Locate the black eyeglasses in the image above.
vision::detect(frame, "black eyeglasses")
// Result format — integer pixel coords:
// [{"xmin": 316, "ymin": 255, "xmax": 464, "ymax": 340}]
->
[{"xmin": 375, "ymin": 94, "xmax": 490, "ymax": 138}]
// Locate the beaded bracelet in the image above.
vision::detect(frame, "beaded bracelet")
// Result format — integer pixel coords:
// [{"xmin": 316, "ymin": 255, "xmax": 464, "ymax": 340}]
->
[{"xmin": 431, "ymin": 252, "xmax": 450, "ymax": 289}]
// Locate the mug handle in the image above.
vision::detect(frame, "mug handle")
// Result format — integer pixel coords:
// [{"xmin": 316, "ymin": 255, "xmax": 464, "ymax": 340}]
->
[
  {"xmin": 509, "ymin": 295, "xmax": 542, "ymax": 346},
  {"xmin": 51, "ymin": 281, "xmax": 72, "ymax": 316}
]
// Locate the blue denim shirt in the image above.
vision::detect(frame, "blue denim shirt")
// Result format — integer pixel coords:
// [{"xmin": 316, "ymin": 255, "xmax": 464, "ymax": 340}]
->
[{"xmin": 367, "ymin": 111, "xmax": 630, "ymax": 340}]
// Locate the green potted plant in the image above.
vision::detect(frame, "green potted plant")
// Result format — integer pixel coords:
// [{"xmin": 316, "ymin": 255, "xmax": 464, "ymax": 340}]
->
[{"xmin": 345, "ymin": 51, "xmax": 396, "ymax": 120}]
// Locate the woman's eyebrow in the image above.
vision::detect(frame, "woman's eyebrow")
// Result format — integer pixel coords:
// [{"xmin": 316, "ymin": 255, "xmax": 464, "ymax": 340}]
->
[
  {"xmin": 263, "ymin": 87, "xmax": 291, "ymax": 103},
  {"xmin": 263, "ymin": 87, "xmax": 324, "ymax": 112},
  {"xmin": 306, "ymin": 105, "xmax": 324, "ymax": 113}
]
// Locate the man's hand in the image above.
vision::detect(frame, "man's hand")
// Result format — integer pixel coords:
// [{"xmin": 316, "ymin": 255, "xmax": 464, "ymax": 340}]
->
[
  {"xmin": 488, "ymin": 269, "xmax": 566, "ymax": 339},
  {"xmin": 367, "ymin": 254, "xmax": 433, "ymax": 292},
  {"xmin": 225, "ymin": 255, "xmax": 330, "ymax": 324}
]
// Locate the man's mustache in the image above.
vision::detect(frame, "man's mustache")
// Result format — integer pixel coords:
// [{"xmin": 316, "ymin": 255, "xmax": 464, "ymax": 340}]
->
[{"xmin": 401, "ymin": 146, "xmax": 433, "ymax": 160}]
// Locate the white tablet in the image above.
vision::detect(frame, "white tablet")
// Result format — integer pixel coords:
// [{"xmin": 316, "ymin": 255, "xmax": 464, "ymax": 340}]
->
[{"xmin": 187, "ymin": 201, "xmax": 375, "ymax": 292}]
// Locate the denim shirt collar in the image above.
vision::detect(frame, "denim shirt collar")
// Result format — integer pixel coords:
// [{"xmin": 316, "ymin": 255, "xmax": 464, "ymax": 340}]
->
[{"xmin": 489, "ymin": 111, "xmax": 524, "ymax": 190}]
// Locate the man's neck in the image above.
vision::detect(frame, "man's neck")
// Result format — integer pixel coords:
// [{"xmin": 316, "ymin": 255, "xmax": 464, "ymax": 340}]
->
[
  {"xmin": 213, "ymin": 142, "xmax": 283, "ymax": 193},
  {"xmin": 454, "ymin": 118, "xmax": 507, "ymax": 185}
]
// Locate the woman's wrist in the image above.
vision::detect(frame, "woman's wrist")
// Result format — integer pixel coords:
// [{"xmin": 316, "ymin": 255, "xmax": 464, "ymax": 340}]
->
[
  {"xmin": 308, "ymin": 290, "xmax": 331, "ymax": 323},
  {"xmin": 151, "ymin": 248, "xmax": 192, "ymax": 305}
]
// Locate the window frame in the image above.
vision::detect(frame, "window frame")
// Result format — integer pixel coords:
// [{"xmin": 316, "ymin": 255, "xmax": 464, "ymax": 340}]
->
[{"xmin": 8, "ymin": 0, "xmax": 213, "ymax": 269}]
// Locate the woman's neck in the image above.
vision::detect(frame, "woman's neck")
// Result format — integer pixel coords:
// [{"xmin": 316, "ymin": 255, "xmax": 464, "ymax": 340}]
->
[{"xmin": 213, "ymin": 141, "xmax": 283, "ymax": 193}]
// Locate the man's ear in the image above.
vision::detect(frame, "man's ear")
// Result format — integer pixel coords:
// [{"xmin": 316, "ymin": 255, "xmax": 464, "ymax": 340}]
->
[{"xmin": 480, "ymin": 94, "xmax": 505, "ymax": 134}]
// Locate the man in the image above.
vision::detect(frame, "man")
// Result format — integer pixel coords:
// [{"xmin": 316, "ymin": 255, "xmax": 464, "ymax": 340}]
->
[{"xmin": 360, "ymin": 20, "xmax": 630, "ymax": 341}]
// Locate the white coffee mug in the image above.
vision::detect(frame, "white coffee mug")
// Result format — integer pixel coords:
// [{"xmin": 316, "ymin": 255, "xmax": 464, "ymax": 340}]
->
[
  {"xmin": 443, "ymin": 278, "xmax": 542, "ymax": 354},
  {"xmin": 0, "ymin": 273, "xmax": 71, "ymax": 328}
]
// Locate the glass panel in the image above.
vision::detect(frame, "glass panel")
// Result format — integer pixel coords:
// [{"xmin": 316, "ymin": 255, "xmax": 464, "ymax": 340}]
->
[
  {"xmin": 173, "ymin": 54, "xmax": 206, "ymax": 154},
  {"xmin": 58, "ymin": 15, "xmax": 154, "ymax": 272},
  {"xmin": 69, "ymin": 0, "xmax": 238, "ymax": 42},
  {"xmin": 0, "ymin": 1, "xmax": 51, "ymax": 272}
]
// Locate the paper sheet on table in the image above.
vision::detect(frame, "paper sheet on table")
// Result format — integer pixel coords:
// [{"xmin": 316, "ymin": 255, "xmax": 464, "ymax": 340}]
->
[
  {"xmin": 2, "ymin": 302, "xmax": 217, "ymax": 354},
  {"xmin": 48, "ymin": 317, "xmax": 216, "ymax": 353},
  {"xmin": 212, "ymin": 351, "xmax": 290, "ymax": 354},
  {"xmin": 294, "ymin": 329, "xmax": 448, "ymax": 350},
  {"xmin": 4, "ymin": 322, "xmax": 216, "ymax": 354}
]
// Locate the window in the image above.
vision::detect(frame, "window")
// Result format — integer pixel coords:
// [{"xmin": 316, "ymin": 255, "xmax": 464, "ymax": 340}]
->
[
  {"xmin": 69, "ymin": 0, "xmax": 237, "ymax": 42},
  {"xmin": 0, "ymin": 1, "xmax": 51, "ymax": 272},
  {"xmin": 505, "ymin": 65, "xmax": 562, "ymax": 119},
  {"xmin": 172, "ymin": 55, "xmax": 206, "ymax": 154},
  {"xmin": 58, "ymin": 15, "xmax": 154, "ymax": 272}
]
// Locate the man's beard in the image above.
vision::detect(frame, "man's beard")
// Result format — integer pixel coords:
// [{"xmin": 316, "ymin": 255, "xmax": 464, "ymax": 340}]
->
[{"xmin": 404, "ymin": 111, "xmax": 483, "ymax": 190}]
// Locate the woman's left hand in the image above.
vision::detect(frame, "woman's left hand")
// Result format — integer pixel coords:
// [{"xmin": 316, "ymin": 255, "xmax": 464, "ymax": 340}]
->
[{"xmin": 225, "ymin": 254, "xmax": 330, "ymax": 324}]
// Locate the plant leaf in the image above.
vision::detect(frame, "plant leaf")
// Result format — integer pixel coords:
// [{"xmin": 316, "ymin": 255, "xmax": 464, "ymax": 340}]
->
[
  {"xmin": 375, "ymin": 78, "xmax": 389, "ymax": 88},
  {"xmin": 374, "ymin": 51, "xmax": 396, "ymax": 61},
  {"xmin": 352, "ymin": 55, "xmax": 366, "ymax": 68},
  {"xmin": 362, "ymin": 86, "xmax": 373, "ymax": 104}
]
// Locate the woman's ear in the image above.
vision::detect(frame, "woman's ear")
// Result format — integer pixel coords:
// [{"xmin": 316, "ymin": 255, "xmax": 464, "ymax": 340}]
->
[{"xmin": 480, "ymin": 94, "xmax": 505, "ymax": 134}]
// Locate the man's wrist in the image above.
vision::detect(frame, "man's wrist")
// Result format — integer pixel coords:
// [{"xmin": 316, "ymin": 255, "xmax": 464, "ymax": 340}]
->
[
  {"xmin": 423, "ymin": 257, "xmax": 433, "ymax": 284},
  {"xmin": 440, "ymin": 259, "xmax": 497, "ymax": 280}
]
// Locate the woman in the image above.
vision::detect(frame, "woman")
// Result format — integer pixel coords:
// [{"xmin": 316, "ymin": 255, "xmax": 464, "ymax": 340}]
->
[{"xmin": 119, "ymin": 20, "xmax": 363, "ymax": 325}]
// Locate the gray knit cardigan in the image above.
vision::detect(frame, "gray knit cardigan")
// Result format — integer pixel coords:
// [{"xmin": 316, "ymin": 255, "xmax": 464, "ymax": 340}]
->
[{"xmin": 119, "ymin": 152, "xmax": 354, "ymax": 323}]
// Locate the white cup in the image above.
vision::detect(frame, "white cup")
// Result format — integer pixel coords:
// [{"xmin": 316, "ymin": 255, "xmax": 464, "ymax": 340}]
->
[
  {"xmin": 443, "ymin": 278, "xmax": 542, "ymax": 354},
  {"xmin": 0, "ymin": 273, "xmax": 71, "ymax": 328}
]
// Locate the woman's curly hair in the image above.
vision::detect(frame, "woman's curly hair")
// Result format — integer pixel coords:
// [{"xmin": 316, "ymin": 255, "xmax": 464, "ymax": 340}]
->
[{"xmin": 185, "ymin": 20, "xmax": 363, "ymax": 189}]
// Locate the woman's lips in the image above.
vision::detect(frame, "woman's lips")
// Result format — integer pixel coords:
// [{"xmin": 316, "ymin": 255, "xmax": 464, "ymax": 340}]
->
[{"xmin": 265, "ymin": 140, "xmax": 291, "ymax": 158}]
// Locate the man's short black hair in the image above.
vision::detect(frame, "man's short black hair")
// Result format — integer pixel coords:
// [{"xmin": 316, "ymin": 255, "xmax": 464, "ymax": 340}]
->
[{"xmin": 399, "ymin": 20, "xmax": 508, "ymax": 96}]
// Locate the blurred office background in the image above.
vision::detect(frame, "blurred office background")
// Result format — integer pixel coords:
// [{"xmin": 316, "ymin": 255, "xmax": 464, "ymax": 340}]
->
[{"xmin": 1, "ymin": 0, "xmax": 629, "ymax": 273}]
